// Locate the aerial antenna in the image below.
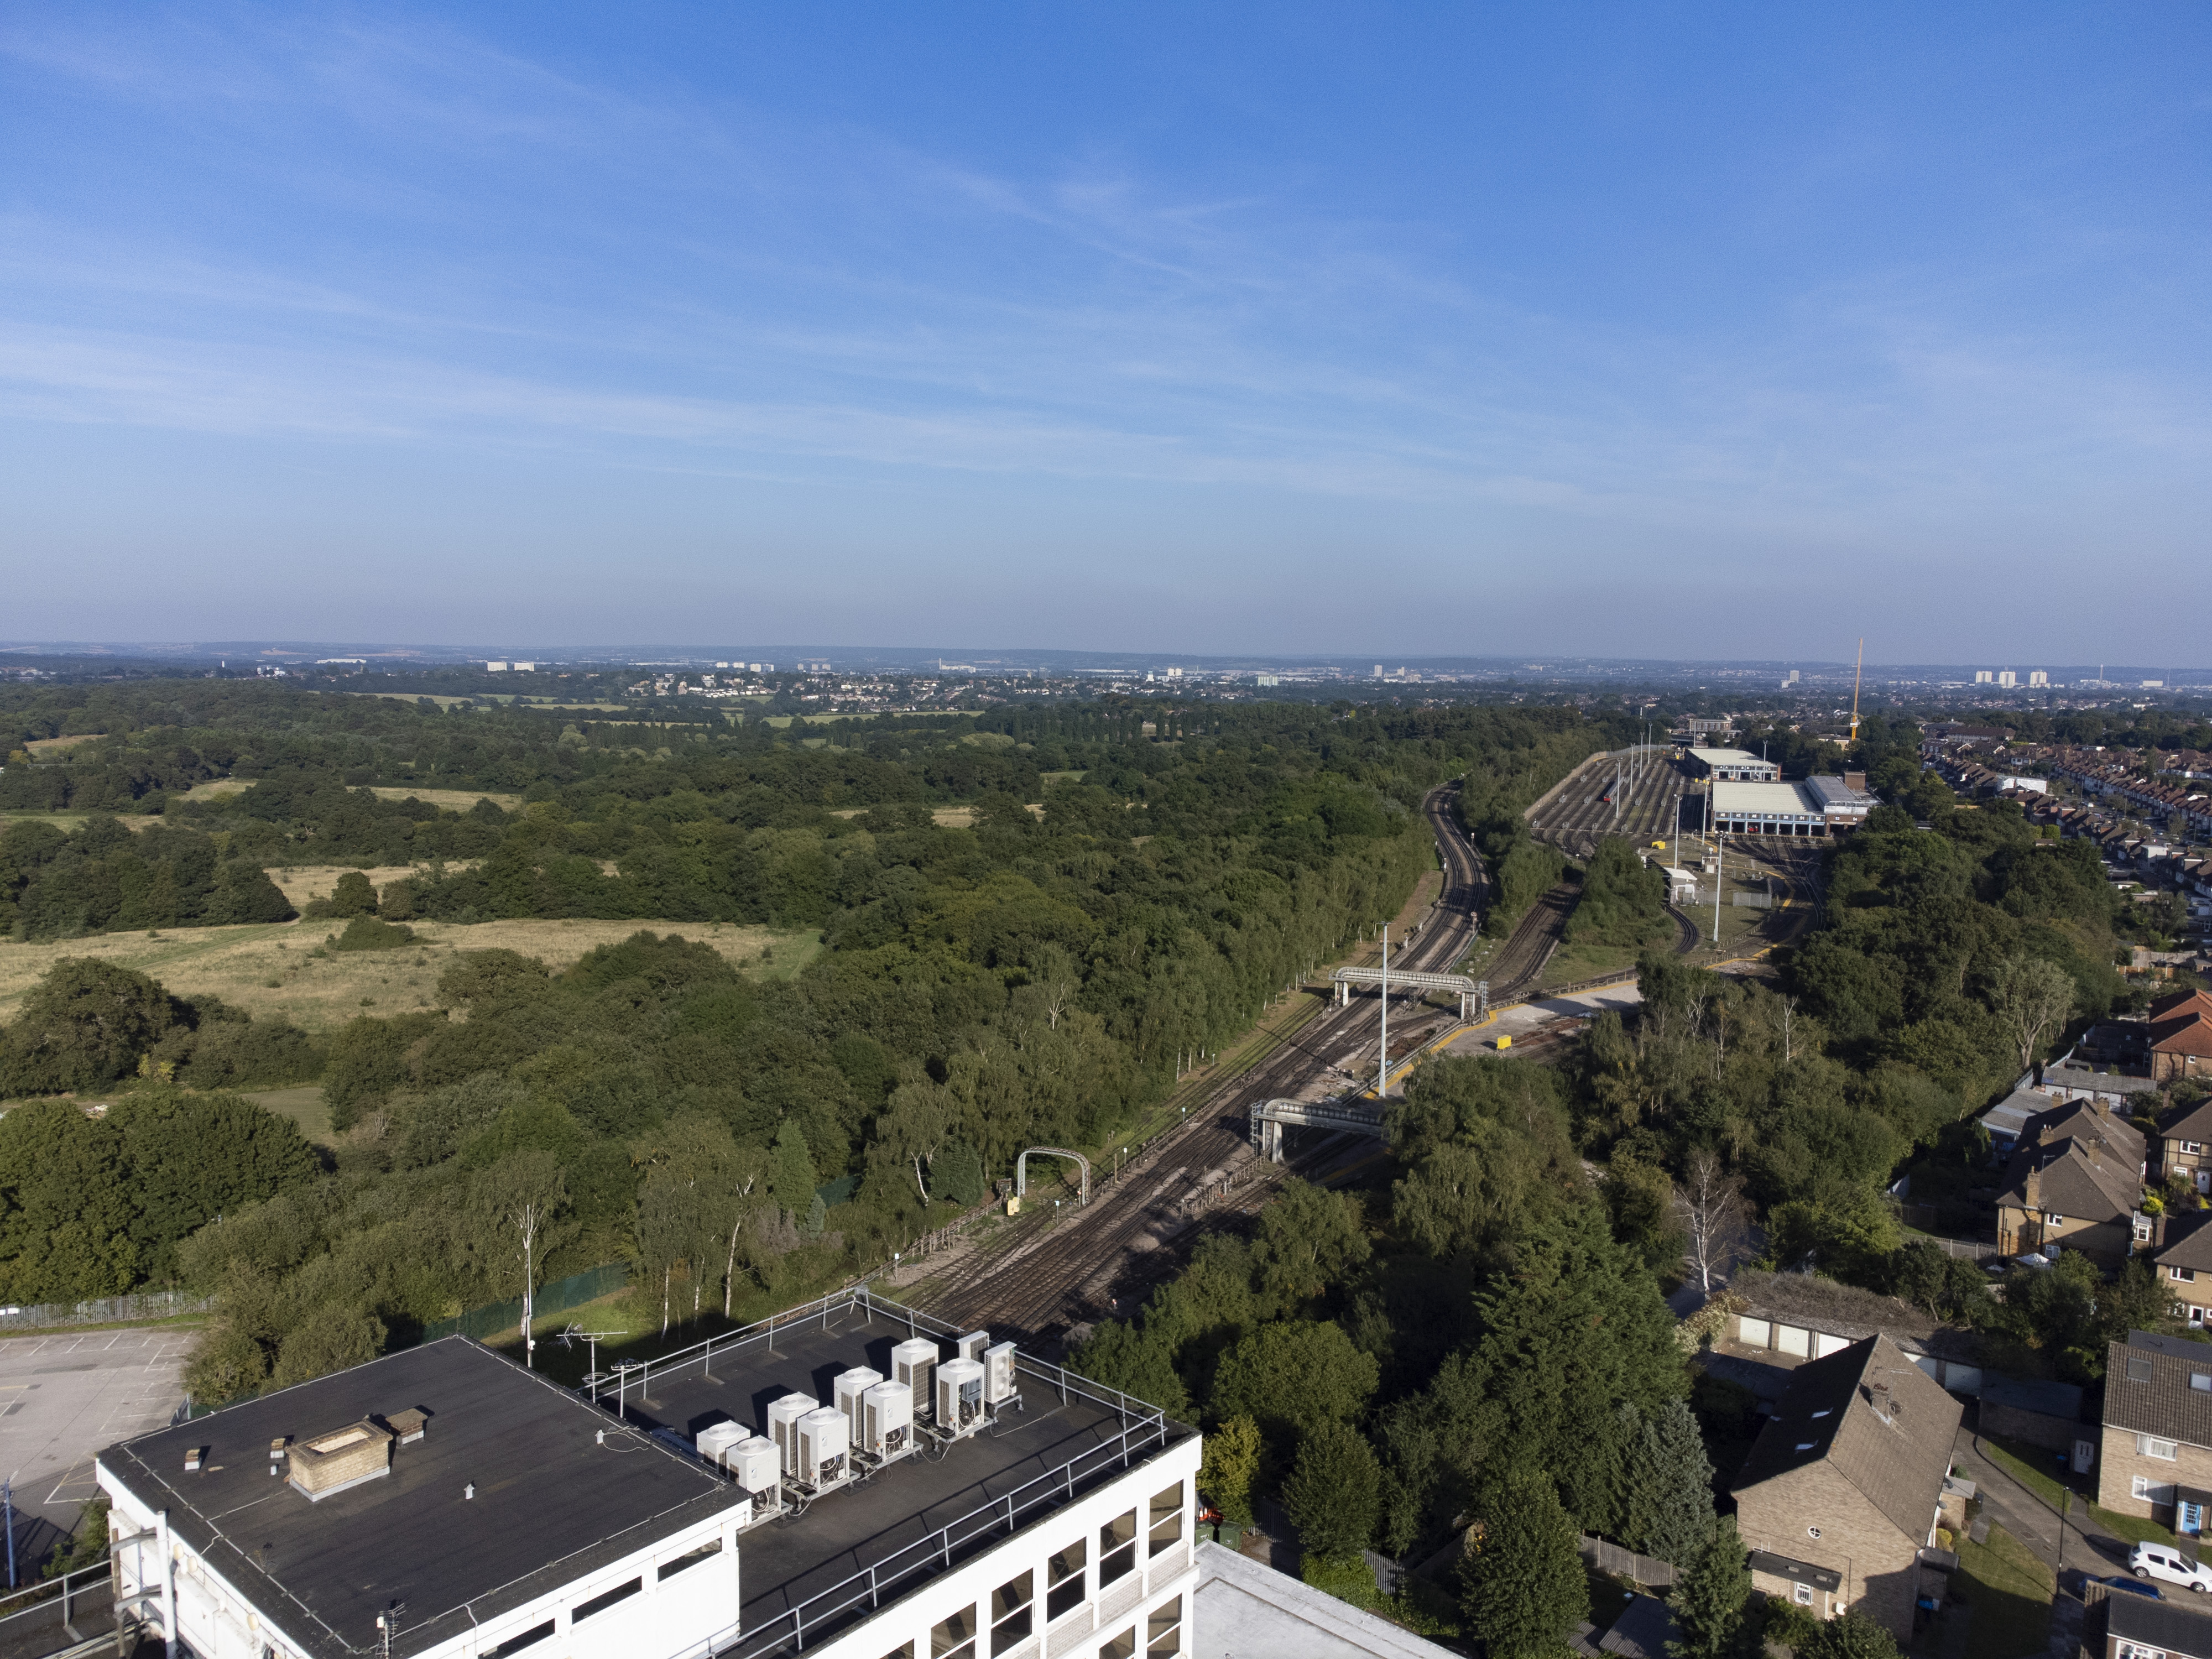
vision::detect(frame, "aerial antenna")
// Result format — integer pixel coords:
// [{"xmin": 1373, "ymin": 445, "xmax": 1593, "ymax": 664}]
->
[{"xmin": 1847, "ymin": 638, "xmax": 1865, "ymax": 748}]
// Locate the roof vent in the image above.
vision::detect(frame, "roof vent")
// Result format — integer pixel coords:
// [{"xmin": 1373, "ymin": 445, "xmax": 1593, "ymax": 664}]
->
[{"xmin": 288, "ymin": 1419, "xmax": 394, "ymax": 1501}]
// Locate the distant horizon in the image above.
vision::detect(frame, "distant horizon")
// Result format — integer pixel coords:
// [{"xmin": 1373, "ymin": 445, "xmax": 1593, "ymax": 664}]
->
[{"xmin": 3, "ymin": 639, "xmax": 2208, "ymax": 686}]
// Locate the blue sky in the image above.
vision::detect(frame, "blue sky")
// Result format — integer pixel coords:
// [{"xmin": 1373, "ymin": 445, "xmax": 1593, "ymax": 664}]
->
[{"xmin": 3, "ymin": 4, "xmax": 2209, "ymax": 660}]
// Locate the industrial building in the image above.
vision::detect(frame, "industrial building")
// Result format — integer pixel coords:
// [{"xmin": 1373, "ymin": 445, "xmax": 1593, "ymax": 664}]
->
[
  {"xmin": 1708, "ymin": 775, "xmax": 1877, "ymax": 837},
  {"xmin": 1684, "ymin": 747, "xmax": 1781, "ymax": 782},
  {"xmin": 97, "ymin": 1290, "xmax": 1199, "ymax": 1659}
]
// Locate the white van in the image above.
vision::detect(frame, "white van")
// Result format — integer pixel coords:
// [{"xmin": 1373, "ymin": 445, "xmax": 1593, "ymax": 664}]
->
[{"xmin": 2132, "ymin": 1542, "xmax": 2212, "ymax": 1593}]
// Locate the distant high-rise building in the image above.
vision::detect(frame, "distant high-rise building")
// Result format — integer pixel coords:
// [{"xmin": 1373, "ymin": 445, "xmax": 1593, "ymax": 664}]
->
[
  {"xmin": 486, "ymin": 660, "xmax": 509, "ymax": 672},
  {"xmin": 1997, "ymin": 670, "xmax": 2017, "ymax": 688},
  {"xmin": 2028, "ymin": 671, "xmax": 2049, "ymax": 687},
  {"xmin": 1373, "ymin": 664, "xmax": 1384, "ymax": 677},
  {"xmin": 1786, "ymin": 669, "xmax": 1800, "ymax": 685},
  {"xmin": 1974, "ymin": 670, "xmax": 1994, "ymax": 684}
]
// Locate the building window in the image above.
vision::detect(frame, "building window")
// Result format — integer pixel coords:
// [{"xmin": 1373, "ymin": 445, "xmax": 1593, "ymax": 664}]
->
[
  {"xmin": 1150, "ymin": 1482, "xmax": 1185, "ymax": 1557},
  {"xmin": 1100, "ymin": 1510, "xmax": 1138, "ymax": 1586},
  {"xmin": 1099, "ymin": 1630, "xmax": 1136, "ymax": 1659},
  {"xmin": 1793, "ymin": 1583, "xmax": 1813, "ymax": 1605},
  {"xmin": 2130, "ymin": 1356, "xmax": 2157, "ymax": 1383},
  {"xmin": 881, "ymin": 1647, "xmax": 916, "ymax": 1659},
  {"xmin": 2173, "ymin": 1267, "xmax": 2198, "ymax": 1282},
  {"xmin": 2138, "ymin": 1219, "xmax": 2156, "ymax": 1242},
  {"xmin": 2135, "ymin": 1477, "xmax": 2178, "ymax": 1505},
  {"xmin": 572, "ymin": 1579, "xmax": 641, "ymax": 1623},
  {"xmin": 2194, "ymin": 1373, "xmax": 2212, "ymax": 1393},
  {"xmin": 1807, "ymin": 1527, "xmax": 1822, "ymax": 1540},
  {"xmin": 1046, "ymin": 1537, "xmax": 1087, "ymax": 1622},
  {"xmin": 2045, "ymin": 1212, "xmax": 2065, "ymax": 1226},
  {"xmin": 2120, "ymin": 1644, "xmax": 2171, "ymax": 1659},
  {"xmin": 491, "ymin": 1623, "xmax": 555, "ymax": 1656},
  {"xmin": 990, "ymin": 1571, "xmax": 1033, "ymax": 1655},
  {"xmin": 2183, "ymin": 1142, "xmax": 2203, "ymax": 1154},
  {"xmin": 932, "ymin": 1604, "xmax": 979, "ymax": 1659},
  {"xmin": 2138, "ymin": 1434, "xmax": 2179, "ymax": 1460},
  {"xmin": 1147, "ymin": 1594, "xmax": 1183, "ymax": 1658},
  {"xmin": 658, "ymin": 1538, "xmax": 723, "ymax": 1580}
]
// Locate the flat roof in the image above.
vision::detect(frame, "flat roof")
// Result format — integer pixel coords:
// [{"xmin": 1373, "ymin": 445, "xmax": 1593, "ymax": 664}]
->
[
  {"xmin": 1688, "ymin": 748, "xmax": 1771, "ymax": 765},
  {"xmin": 101, "ymin": 1338, "xmax": 748, "ymax": 1659},
  {"xmin": 622, "ymin": 1306, "xmax": 1178, "ymax": 1646},
  {"xmin": 1711, "ymin": 780, "xmax": 1817, "ymax": 815}
]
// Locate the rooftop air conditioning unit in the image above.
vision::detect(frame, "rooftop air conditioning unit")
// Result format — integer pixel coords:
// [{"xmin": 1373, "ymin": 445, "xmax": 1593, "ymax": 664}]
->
[
  {"xmin": 834, "ymin": 1366, "xmax": 884, "ymax": 1436},
  {"xmin": 695, "ymin": 1421, "xmax": 747, "ymax": 1470},
  {"xmin": 766, "ymin": 1393, "xmax": 816, "ymax": 1476},
  {"xmin": 795, "ymin": 1407, "xmax": 851, "ymax": 1488},
  {"xmin": 957, "ymin": 1330, "xmax": 990, "ymax": 1363},
  {"xmin": 937, "ymin": 1358, "xmax": 986, "ymax": 1437},
  {"xmin": 725, "ymin": 1435, "xmax": 780, "ymax": 1500},
  {"xmin": 861, "ymin": 1380, "xmax": 912, "ymax": 1457},
  {"xmin": 891, "ymin": 1339, "xmax": 938, "ymax": 1422},
  {"xmin": 983, "ymin": 1341, "xmax": 1019, "ymax": 1407}
]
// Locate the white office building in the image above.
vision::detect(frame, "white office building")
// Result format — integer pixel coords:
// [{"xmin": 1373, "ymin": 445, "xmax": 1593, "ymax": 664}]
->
[
  {"xmin": 1685, "ymin": 748, "xmax": 1781, "ymax": 783},
  {"xmin": 1710, "ymin": 775, "xmax": 1879, "ymax": 837},
  {"xmin": 99, "ymin": 1291, "xmax": 1199, "ymax": 1659}
]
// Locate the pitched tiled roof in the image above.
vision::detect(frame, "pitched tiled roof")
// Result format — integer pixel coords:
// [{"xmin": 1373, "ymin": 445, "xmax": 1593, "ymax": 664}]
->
[
  {"xmin": 1731, "ymin": 1334, "xmax": 1961, "ymax": 1545},
  {"xmin": 2105, "ymin": 1331, "xmax": 2212, "ymax": 1446},
  {"xmin": 2157, "ymin": 1211, "xmax": 2212, "ymax": 1276},
  {"xmin": 2152, "ymin": 989, "xmax": 2212, "ymax": 1024},
  {"xmin": 2026, "ymin": 1098, "xmax": 2146, "ymax": 1169},
  {"xmin": 2161, "ymin": 1098, "xmax": 2212, "ymax": 1144},
  {"xmin": 2152, "ymin": 1011, "xmax": 2212, "ymax": 1059},
  {"xmin": 1996, "ymin": 1140, "xmax": 2141, "ymax": 1224}
]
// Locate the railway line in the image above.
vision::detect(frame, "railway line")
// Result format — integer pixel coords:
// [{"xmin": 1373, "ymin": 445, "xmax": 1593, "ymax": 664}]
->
[{"xmin": 907, "ymin": 781, "xmax": 1495, "ymax": 1348}]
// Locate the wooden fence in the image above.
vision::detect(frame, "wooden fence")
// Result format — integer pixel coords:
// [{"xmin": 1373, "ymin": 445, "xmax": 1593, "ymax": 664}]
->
[{"xmin": 1579, "ymin": 1534, "xmax": 1676, "ymax": 1588}]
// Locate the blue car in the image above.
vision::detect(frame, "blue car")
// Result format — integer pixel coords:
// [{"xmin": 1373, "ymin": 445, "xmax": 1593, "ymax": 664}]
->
[{"xmin": 2107, "ymin": 1575, "xmax": 2166, "ymax": 1600}]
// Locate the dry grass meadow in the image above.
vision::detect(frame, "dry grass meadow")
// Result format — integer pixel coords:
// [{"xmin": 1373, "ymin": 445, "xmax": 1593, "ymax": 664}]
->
[{"xmin": 0, "ymin": 917, "xmax": 822, "ymax": 1031}]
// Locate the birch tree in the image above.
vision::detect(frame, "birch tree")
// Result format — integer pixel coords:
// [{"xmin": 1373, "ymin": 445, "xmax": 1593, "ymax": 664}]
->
[{"xmin": 1672, "ymin": 1150, "xmax": 1750, "ymax": 1293}]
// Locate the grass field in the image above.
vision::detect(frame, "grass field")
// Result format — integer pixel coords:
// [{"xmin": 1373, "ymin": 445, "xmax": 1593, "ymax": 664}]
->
[
  {"xmin": 0, "ymin": 917, "xmax": 822, "ymax": 1030},
  {"xmin": 24, "ymin": 734, "xmax": 103, "ymax": 753},
  {"xmin": 246, "ymin": 1084, "xmax": 331, "ymax": 1142},
  {"xmin": 1951, "ymin": 1524, "xmax": 2052, "ymax": 1659},
  {"xmin": 263, "ymin": 863, "xmax": 481, "ymax": 907}
]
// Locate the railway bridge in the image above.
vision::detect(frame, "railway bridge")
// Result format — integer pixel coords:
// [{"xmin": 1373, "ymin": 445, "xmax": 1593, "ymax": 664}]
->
[
  {"xmin": 1328, "ymin": 965, "xmax": 1486, "ymax": 1020},
  {"xmin": 1248, "ymin": 1095, "xmax": 1388, "ymax": 1162}
]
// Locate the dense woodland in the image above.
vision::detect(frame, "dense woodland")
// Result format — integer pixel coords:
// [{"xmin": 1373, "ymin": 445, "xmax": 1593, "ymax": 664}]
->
[
  {"xmin": 0, "ymin": 681, "xmax": 1624, "ymax": 1413},
  {"xmin": 1071, "ymin": 723, "xmax": 2203, "ymax": 1655}
]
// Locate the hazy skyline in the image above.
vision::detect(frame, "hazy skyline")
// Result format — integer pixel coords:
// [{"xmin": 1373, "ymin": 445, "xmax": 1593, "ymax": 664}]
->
[{"xmin": 5, "ymin": 5, "xmax": 2209, "ymax": 658}]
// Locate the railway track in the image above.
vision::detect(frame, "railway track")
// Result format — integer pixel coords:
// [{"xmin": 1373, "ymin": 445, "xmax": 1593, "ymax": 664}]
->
[{"xmin": 907, "ymin": 782, "xmax": 1491, "ymax": 1347}]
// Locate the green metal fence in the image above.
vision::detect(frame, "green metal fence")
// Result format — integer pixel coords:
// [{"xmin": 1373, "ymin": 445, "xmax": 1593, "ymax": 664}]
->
[{"xmin": 418, "ymin": 1262, "xmax": 629, "ymax": 1345}]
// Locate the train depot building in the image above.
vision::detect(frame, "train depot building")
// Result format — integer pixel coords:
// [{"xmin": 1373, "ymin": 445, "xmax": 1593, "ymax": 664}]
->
[
  {"xmin": 1685, "ymin": 747, "xmax": 1781, "ymax": 782},
  {"xmin": 97, "ymin": 1292, "xmax": 1200, "ymax": 1659},
  {"xmin": 1709, "ymin": 775, "xmax": 1879, "ymax": 838}
]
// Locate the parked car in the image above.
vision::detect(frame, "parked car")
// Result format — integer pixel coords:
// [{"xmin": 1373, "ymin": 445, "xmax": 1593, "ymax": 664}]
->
[
  {"xmin": 2131, "ymin": 1543, "xmax": 2212, "ymax": 1593},
  {"xmin": 2106, "ymin": 1575, "xmax": 2164, "ymax": 1600}
]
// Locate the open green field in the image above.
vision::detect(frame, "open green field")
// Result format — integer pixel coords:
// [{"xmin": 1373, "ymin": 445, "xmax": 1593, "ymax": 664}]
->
[
  {"xmin": 0, "ymin": 917, "xmax": 821, "ymax": 1031},
  {"xmin": 1951, "ymin": 1524, "xmax": 2051, "ymax": 1659},
  {"xmin": 1536, "ymin": 940, "xmax": 1641, "ymax": 989}
]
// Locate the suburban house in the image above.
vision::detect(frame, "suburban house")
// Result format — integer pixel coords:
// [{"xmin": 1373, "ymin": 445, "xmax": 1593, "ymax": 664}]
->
[
  {"xmin": 2098, "ymin": 1331, "xmax": 2212, "ymax": 1533},
  {"xmin": 1730, "ymin": 1333, "xmax": 1963, "ymax": 1637},
  {"xmin": 2040, "ymin": 1061, "xmax": 2162, "ymax": 1115},
  {"xmin": 2156, "ymin": 1213, "xmax": 2212, "ymax": 1330},
  {"xmin": 2150, "ymin": 989, "xmax": 2212, "ymax": 1084},
  {"xmin": 2157, "ymin": 1095, "xmax": 2212, "ymax": 1194},
  {"xmin": 2094, "ymin": 1591, "xmax": 2212, "ymax": 1659},
  {"xmin": 1994, "ymin": 1098, "xmax": 2150, "ymax": 1267}
]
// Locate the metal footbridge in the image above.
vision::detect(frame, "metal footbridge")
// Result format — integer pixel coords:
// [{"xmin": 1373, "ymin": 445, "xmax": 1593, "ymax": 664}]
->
[
  {"xmin": 1329, "ymin": 965, "xmax": 1486, "ymax": 1020},
  {"xmin": 1248, "ymin": 1095, "xmax": 1388, "ymax": 1162}
]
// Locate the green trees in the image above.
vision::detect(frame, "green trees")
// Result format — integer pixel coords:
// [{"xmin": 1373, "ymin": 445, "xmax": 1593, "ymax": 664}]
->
[
  {"xmin": 1618, "ymin": 1400, "xmax": 1714, "ymax": 1565},
  {"xmin": 1282, "ymin": 1420, "xmax": 1380, "ymax": 1562},
  {"xmin": 1799, "ymin": 1609, "xmax": 1902, "ymax": 1659},
  {"xmin": 1212, "ymin": 1321, "xmax": 1380, "ymax": 1442},
  {"xmin": 1667, "ymin": 1517, "xmax": 1750, "ymax": 1659},
  {"xmin": 1567, "ymin": 837, "xmax": 1671, "ymax": 948},
  {"xmin": 1199, "ymin": 1415, "xmax": 1261, "ymax": 1526},
  {"xmin": 1458, "ymin": 1469, "xmax": 1587, "ymax": 1659},
  {"xmin": 0, "ymin": 958, "xmax": 174, "ymax": 1092}
]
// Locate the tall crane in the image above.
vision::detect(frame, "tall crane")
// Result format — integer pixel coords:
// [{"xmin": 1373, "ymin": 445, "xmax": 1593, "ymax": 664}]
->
[{"xmin": 1846, "ymin": 638, "xmax": 1865, "ymax": 749}]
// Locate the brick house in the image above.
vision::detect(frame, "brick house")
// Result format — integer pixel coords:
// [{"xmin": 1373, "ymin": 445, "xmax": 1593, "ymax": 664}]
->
[
  {"xmin": 2098, "ymin": 1331, "xmax": 2212, "ymax": 1533},
  {"xmin": 2155, "ymin": 1096, "xmax": 2212, "ymax": 1193},
  {"xmin": 1730, "ymin": 1333, "xmax": 1963, "ymax": 1637},
  {"xmin": 2151, "ymin": 989, "xmax": 2212, "ymax": 1084},
  {"xmin": 1994, "ymin": 1099, "xmax": 2150, "ymax": 1267},
  {"xmin": 2154, "ymin": 1213, "xmax": 2212, "ymax": 1331}
]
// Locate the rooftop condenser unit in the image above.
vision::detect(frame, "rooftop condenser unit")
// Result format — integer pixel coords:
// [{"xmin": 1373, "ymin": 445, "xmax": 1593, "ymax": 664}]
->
[
  {"xmin": 860, "ymin": 1380, "xmax": 912, "ymax": 1459},
  {"xmin": 983, "ymin": 1341, "xmax": 1019, "ymax": 1410},
  {"xmin": 726, "ymin": 1436, "xmax": 780, "ymax": 1516},
  {"xmin": 766, "ymin": 1393, "xmax": 816, "ymax": 1477},
  {"xmin": 795, "ymin": 1407, "xmax": 851, "ymax": 1489},
  {"xmin": 695, "ymin": 1421, "xmax": 747, "ymax": 1470},
  {"xmin": 957, "ymin": 1330, "xmax": 990, "ymax": 1363},
  {"xmin": 834, "ymin": 1366, "xmax": 884, "ymax": 1437},
  {"xmin": 936, "ymin": 1358, "xmax": 986, "ymax": 1438},
  {"xmin": 891, "ymin": 1338, "xmax": 938, "ymax": 1422}
]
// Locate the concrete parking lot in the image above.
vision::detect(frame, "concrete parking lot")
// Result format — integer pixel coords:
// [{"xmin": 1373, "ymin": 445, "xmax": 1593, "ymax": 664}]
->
[{"xmin": 0, "ymin": 1328, "xmax": 190, "ymax": 1567}]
